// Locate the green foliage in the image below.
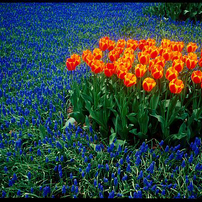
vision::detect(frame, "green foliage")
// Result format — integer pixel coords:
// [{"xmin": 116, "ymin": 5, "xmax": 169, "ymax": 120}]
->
[
  {"xmin": 69, "ymin": 68, "xmax": 202, "ymax": 147},
  {"xmin": 143, "ymin": 3, "xmax": 202, "ymax": 23}
]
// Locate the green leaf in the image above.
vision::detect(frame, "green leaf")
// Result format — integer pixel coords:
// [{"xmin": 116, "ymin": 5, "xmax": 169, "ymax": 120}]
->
[
  {"xmin": 183, "ymin": 10, "xmax": 190, "ymax": 15},
  {"xmin": 81, "ymin": 93, "xmax": 93, "ymax": 104},
  {"xmin": 127, "ymin": 113, "xmax": 138, "ymax": 125},
  {"xmin": 150, "ymin": 91, "xmax": 160, "ymax": 110},
  {"xmin": 70, "ymin": 111, "xmax": 85, "ymax": 124},
  {"xmin": 109, "ymin": 133, "xmax": 116, "ymax": 145}
]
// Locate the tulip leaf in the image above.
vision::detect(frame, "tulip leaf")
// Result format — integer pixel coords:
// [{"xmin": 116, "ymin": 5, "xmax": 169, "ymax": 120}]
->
[
  {"xmin": 62, "ymin": 117, "xmax": 76, "ymax": 129},
  {"xmin": 109, "ymin": 133, "xmax": 116, "ymax": 145}
]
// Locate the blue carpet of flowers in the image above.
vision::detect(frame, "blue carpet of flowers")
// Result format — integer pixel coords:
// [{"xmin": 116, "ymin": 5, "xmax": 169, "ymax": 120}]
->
[{"xmin": 0, "ymin": 3, "xmax": 202, "ymax": 198}]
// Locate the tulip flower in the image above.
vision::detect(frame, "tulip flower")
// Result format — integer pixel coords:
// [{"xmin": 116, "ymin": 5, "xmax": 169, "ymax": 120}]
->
[
  {"xmin": 153, "ymin": 56, "xmax": 166, "ymax": 68},
  {"xmin": 99, "ymin": 36, "xmax": 110, "ymax": 51},
  {"xmin": 138, "ymin": 39, "xmax": 147, "ymax": 51},
  {"xmin": 124, "ymin": 47, "xmax": 134, "ymax": 55},
  {"xmin": 198, "ymin": 58, "xmax": 202, "ymax": 67},
  {"xmin": 187, "ymin": 42, "xmax": 198, "ymax": 53},
  {"xmin": 126, "ymin": 39, "xmax": 139, "ymax": 51},
  {"xmin": 161, "ymin": 39, "xmax": 171, "ymax": 48},
  {"xmin": 82, "ymin": 49, "xmax": 92, "ymax": 62},
  {"xmin": 104, "ymin": 63, "xmax": 116, "ymax": 77},
  {"xmin": 172, "ymin": 59, "xmax": 184, "ymax": 73},
  {"xmin": 66, "ymin": 55, "xmax": 80, "ymax": 71},
  {"xmin": 93, "ymin": 48, "xmax": 102, "ymax": 60},
  {"xmin": 124, "ymin": 73, "xmax": 137, "ymax": 87},
  {"xmin": 138, "ymin": 51, "xmax": 150, "ymax": 65},
  {"xmin": 188, "ymin": 52, "xmax": 198, "ymax": 60},
  {"xmin": 170, "ymin": 51, "xmax": 182, "ymax": 61},
  {"xmin": 161, "ymin": 48, "xmax": 172, "ymax": 61},
  {"xmin": 151, "ymin": 64, "xmax": 164, "ymax": 79},
  {"xmin": 116, "ymin": 63, "xmax": 128, "ymax": 79},
  {"xmin": 109, "ymin": 50, "xmax": 119, "ymax": 62},
  {"xmin": 191, "ymin": 70, "xmax": 202, "ymax": 84},
  {"xmin": 142, "ymin": 77, "xmax": 156, "ymax": 92},
  {"xmin": 91, "ymin": 60, "xmax": 104, "ymax": 74},
  {"xmin": 165, "ymin": 67, "xmax": 179, "ymax": 81},
  {"xmin": 146, "ymin": 38, "xmax": 156, "ymax": 47},
  {"xmin": 71, "ymin": 54, "xmax": 81, "ymax": 65},
  {"xmin": 171, "ymin": 41, "xmax": 184, "ymax": 52},
  {"xmin": 116, "ymin": 39, "xmax": 126, "ymax": 48},
  {"xmin": 135, "ymin": 64, "xmax": 147, "ymax": 78},
  {"xmin": 85, "ymin": 53, "xmax": 95, "ymax": 67},
  {"xmin": 108, "ymin": 40, "xmax": 116, "ymax": 51},
  {"xmin": 186, "ymin": 57, "xmax": 198, "ymax": 70},
  {"xmin": 148, "ymin": 59, "xmax": 155, "ymax": 72},
  {"xmin": 149, "ymin": 46, "xmax": 159, "ymax": 59},
  {"xmin": 169, "ymin": 78, "xmax": 184, "ymax": 94}
]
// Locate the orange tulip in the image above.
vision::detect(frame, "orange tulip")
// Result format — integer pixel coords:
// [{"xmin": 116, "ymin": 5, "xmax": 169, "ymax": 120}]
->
[
  {"xmin": 92, "ymin": 48, "xmax": 102, "ymax": 60},
  {"xmin": 169, "ymin": 78, "xmax": 184, "ymax": 94},
  {"xmin": 124, "ymin": 47, "xmax": 134, "ymax": 55},
  {"xmin": 135, "ymin": 64, "xmax": 147, "ymax": 78},
  {"xmin": 104, "ymin": 63, "xmax": 116, "ymax": 77},
  {"xmin": 99, "ymin": 36, "xmax": 110, "ymax": 51},
  {"xmin": 124, "ymin": 73, "xmax": 137, "ymax": 87},
  {"xmin": 187, "ymin": 42, "xmax": 198, "ymax": 53},
  {"xmin": 191, "ymin": 70, "xmax": 202, "ymax": 84},
  {"xmin": 117, "ymin": 57, "xmax": 132, "ymax": 71},
  {"xmin": 142, "ymin": 77, "xmax": 156, "ymax": 92},
  {"xmin": 188, "ymin": 52, "xmax": 198, "ymax": 60},
  {"xmin": 198, "ymin": 58, "xmax": 202, "ymax": 67},
  {"xmin": 165, "ymin": 67, "xmax": 179, "ymax": 81},
  {"xmin": 172, "ymin": 59, "xmax": 184, "ymax": 73},
  {"xmin": 116, "ymin": 39, "xmax": 126, "ymax": 48},
  {"xmin": 186, "ymin": 58, "xmax": 198, "ymax": 70},
  {"xmin": 138, "ymin": 39, "xmax": 147, "ymax": 51},
  {"xmin": 91, "ymin": 60, "xmax": 104, "ymax": 74},
  {"xmin": 153, "ymin": 56, "xmax": 166, "ymax": 68},
  {"xmin": 108, "ymin": 40, "xmax": 116, "ymax": 51},
  {"xmin": 161, "ymin": 39, "xmax": 171, "ymax": 48},
  {"xmin": 148, "ymin": 59, "xmax": 155, "ymax": 72},
  {"xmin": 182, "ymin": 55, "xmax": 188, "ymax": 63},
  {"xmin": 116, "ymin": 68, "xmax": 128, "ymax": 80},
  {"xmin": 146, "ymin": 38, "xmax": 156, "ymax": 47},
  {"xmin": 138, "ymin": 51, "xmax": 150, "ymax": 65},
  {"xmin": 170, "ymin": 51, "xmax": 182, "ymax": 61},
  {"xmin": 85, "ymin": 53, "xmax": 95, "ymax": 67},
  {"xmin": 149, "ymin": 46, "xmax": 159, "ymax": 59},
  {"xmin": 126, "ymin": 39, "xmax": 139, "ymax": 51},
  {"xmin": 161, "ymin": 48, "xmax": 172, "ymax": 61},
  {"xmin": 82, "ymin": 49, "xmax": 92, "ymax": 63},
  {"xmin": 70, "ymin": 54, "xmax": 81, "ymax": 65},
  {"xmin": 151, "ymin": 64, "xmax": 164, "ymax": 79},
  {"xmin": 66, "ymin": 58, "xmax": 78, "ymax": 71},
  {"xmin": 171, "ymin": 41, "xmax": 184, "ymax": 52}
]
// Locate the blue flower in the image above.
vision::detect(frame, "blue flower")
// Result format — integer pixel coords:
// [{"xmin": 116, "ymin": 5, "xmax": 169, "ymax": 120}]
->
[
  {"xmin": 181, "ymin": 160, "xmax": 186, "ymax": 168},
  {"xmin": 159, "ymin": 140, "xmax": 164, "ymax": 146},
  {"xmin": 137, "ymin": 170, "xmax": 143, "ymax": 180},
  {"xmin": 188, "ymin": 181, "xmax": 194, "ymax": 192}
]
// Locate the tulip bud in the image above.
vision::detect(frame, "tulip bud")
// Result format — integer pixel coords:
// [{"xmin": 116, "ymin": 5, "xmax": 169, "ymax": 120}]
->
[
  {"xmin": 187, "ymin": 42, "xmax": 197, "ymax": 53},
  {"xmin": 151, "ymin": 64, "xmax": 164, "ymax": 79},
  {"xmin": 135, "ymin": 64, "xmax": 147, "ymax": 78},
  {"xmin": 142, "ymin": 77, "xmax": 156, "ymax": 92},
  {"xmin": 191, "ymin": 70, "xmax": 202, "ymax": 84},
  {"xmin": 169, "ymin": 78, "xmax": 184, "ymax": 94},
  {"xmin": 165, "ymin": 67, "xmax": 179, "ymax": 81},
  {"xmin": 172, "ymin": 59, "xmax": 184, "ymax": 73},
  {"xmin": 138, "ymin": 51, "xmax": 150, "ymax": 65},
  {"xmin": 124, "ymin": 73, "xmax": 137, "ymax": 87}
]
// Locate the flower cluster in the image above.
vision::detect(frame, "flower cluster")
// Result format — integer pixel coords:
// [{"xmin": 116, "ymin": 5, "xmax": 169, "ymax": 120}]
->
[{"xmin": 66, "ymin": 37, "xmax": 202, "ymax": 94}]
